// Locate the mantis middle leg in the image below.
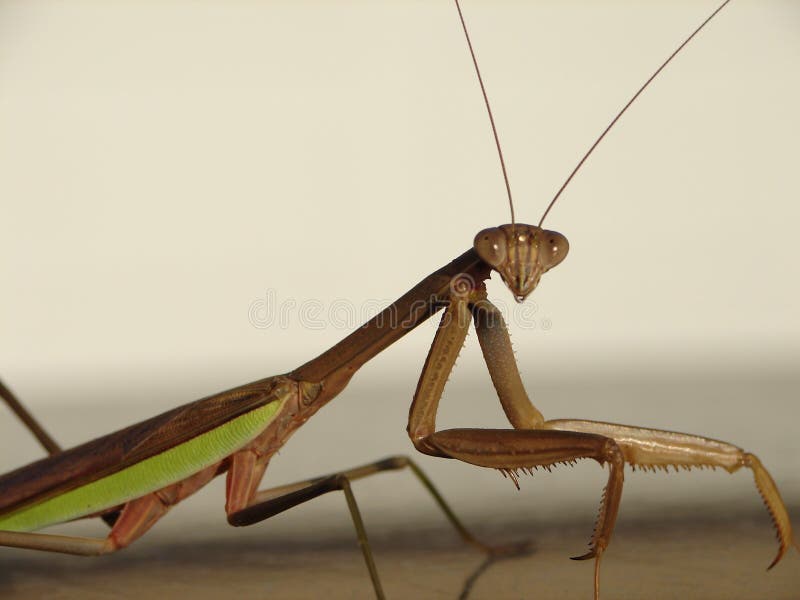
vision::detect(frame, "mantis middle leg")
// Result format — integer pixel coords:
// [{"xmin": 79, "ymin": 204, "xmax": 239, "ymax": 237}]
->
[{"xmin": 223, "ymin": 453, "xmax": 509, "ymax": 600}]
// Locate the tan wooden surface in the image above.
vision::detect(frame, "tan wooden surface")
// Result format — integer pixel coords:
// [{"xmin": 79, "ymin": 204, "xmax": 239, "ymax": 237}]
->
[{"xmin": 1, "ymin": 508, "xmax": 798, "ymax": 599}]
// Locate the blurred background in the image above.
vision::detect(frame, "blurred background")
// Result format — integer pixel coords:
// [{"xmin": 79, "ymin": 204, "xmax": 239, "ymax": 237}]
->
[{"xmin": 1, "ymin": 1, "xmax": 798, "ymax": 597}]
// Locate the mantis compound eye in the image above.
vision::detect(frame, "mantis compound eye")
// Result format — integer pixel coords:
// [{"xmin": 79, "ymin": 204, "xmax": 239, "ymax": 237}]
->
[
  {"xmin": 540, "ymin": 230, "xmax": 569, "ymax": 271},
  {"xmin": 474, "ymin": 227, "xmax": 507, "ymax": 268}
]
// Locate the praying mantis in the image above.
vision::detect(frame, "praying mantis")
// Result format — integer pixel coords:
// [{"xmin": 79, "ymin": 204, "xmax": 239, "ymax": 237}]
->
[{"xmin": 1, "ymin": 1, "xmax": 799, "ymax": 599}]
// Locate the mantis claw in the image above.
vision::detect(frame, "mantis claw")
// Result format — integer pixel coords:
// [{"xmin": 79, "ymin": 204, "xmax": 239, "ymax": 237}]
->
[
  {"xmin": 571, "ymin": 549, "xmax": 604, "ymax": 600},
  {"xmin": 743, "ymin": 453, "xmax": 798, "ymax": 570}
]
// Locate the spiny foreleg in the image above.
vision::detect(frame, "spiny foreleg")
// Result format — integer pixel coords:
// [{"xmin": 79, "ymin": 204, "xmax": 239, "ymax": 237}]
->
[{"xmin": 544, "ymin": 419, "xmax": 799, "ymax": 569}]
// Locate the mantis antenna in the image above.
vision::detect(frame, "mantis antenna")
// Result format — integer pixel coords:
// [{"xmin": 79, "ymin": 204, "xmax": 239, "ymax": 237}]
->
[
  {"xmin": 537, "ymin": 0, "xmax": 733, "ymax": 227},
  {"xmin": 455, "ymin": 0, "xmax": 515, "ymax": 227}
]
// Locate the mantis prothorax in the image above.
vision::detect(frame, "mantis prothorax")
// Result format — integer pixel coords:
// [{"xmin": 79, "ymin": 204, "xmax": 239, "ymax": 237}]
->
[{"xmin": 1, "ymin": 2, "xmax": 797, "ymax": 599}]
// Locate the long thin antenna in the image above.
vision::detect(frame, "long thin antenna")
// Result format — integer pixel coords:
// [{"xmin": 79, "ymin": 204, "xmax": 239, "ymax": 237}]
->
[
  {"xmin": 537, "ymin": 0, "xmax": 732, "ymax": 227},
  {"xmin": 455, "ymin": 0, "xmax": 515, "ymax": 226}
]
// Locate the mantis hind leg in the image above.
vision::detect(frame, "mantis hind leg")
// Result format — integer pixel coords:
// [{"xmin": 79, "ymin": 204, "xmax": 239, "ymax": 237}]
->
[
  {"xmin": 0, "ymin": 492, "xmax": 173, "ymax": 555},
  {"xmin": 0, "ymin": 462, "xmax": 219, "ymax": 554},
  {"xmin": 0, "ymin": 529, "xmax": 112, "ymax": 555},
  {"xmin": 225, "ymin": 454, "xmax": 518, "ymax": 600},
  {"xmin": 0, "ymin": 377, "xmax": 60, "ymax": 455}
]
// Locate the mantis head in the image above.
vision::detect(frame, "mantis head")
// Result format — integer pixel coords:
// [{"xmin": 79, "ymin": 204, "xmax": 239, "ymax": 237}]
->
[{"xmin": 474, "ymin": 224, "xmax": 569, "ymax": 302}]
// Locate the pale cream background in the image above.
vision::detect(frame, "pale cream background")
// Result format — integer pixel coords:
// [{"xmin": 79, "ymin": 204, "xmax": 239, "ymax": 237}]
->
[
  {"xmin": 0, "ymin": 2, "xmax": 799, "ymax": 597},
  {"xmin": 2, "ymin": 0, "xmax": 799, "ymax": 381}
]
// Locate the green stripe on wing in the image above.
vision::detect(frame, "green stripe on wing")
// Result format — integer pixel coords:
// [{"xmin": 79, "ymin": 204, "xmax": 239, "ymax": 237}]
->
[{"xmin": 0, "ymin": 398, "xmax": 286, "ymax": 532}]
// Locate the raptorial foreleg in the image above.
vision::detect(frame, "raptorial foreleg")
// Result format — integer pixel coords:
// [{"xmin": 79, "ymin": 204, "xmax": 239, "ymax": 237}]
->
[
  {"xmin": 544, "ymin": 418, "xmax": 799, "ymax": 568},
  {"xmin": 424, "ymin": 427, "xmax": 625, "ymax": 600}
]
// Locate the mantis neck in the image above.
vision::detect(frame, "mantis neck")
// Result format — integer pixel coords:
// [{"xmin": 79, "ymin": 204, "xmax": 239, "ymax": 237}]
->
[{"xmin": 290, "ymin": 248, "xmax": 489, "ymax": 401}]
